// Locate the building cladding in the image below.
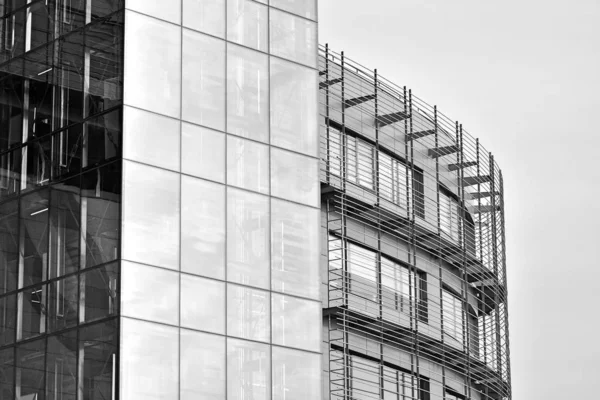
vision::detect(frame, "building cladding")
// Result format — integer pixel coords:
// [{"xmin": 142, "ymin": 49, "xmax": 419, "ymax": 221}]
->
[{"xmin": 0, "ymin": 1, "xmax": 510, "ymax": 400}]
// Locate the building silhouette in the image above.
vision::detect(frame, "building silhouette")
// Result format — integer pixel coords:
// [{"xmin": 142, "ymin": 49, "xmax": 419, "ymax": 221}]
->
[{"xmin": 0, "ymin": 1, "xmax": 509, "ymax": 399}]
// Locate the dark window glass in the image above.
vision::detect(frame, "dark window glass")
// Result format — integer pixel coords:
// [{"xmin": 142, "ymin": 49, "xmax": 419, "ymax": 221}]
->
[
  {"xmin": 82, "ymin": 262, "xmax": 118, "ymax": 323},
  {"xmin": 90, "ymin": 0, "xmax": 123, "ymax": 21},
  {"xmin": 48, "ymin": 275, "xmax": 78, "ymax": 332},
  {"xmin": 0, "ymin": 9, "xmax": 27, "ymax": 61},
  {"xmin": 20, "ymin": 284, "xmax": 46, "ymax": 339},
  {"xmin": 49, "ymin": 188, "xmax": 81, "ymax": 278},
  {"xmin": 0, "ymin": 199, "xmax": 19, "ymax": 293},
  {"xmin": 80, "ymin": 319, "xmax": 117, "ymax": 400},
  {"xmin": 16, "ymin": 338, "xmax": 46, "ymax": 400},
  {"xmin": 0, "ymin": 346, "xmax": 14, "ymax": 399},
  {"xmin": 29, "ymin": 1, "xmax": 53, "ymax": 51},
  {"xmin": 0, "ymin": 293, "xmax": 16, "ymax": 345},
  {"xmin": 46, "ymin": 329, "xmax": 77, "ymax": 400},
  {"xmin": 0, "ymin": 72, "xmax": 24, "ymax": 152},
  {"xmin": 85, "ymin": 108, "xmax": 121, "ymax": 168},
  {"xmin": 55, "ymin": 29, "xmax": 84, "ymax": 128},
  {"xmin": 20, "ymin": 189, "xmax": 50, "ymax": 287},
  {"xmin": 81, "ymin": 162, "xmax": 120, "ymax": 269}
]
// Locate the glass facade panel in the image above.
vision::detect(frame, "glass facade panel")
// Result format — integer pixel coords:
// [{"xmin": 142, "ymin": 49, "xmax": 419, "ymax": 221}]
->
[
  {"xmin": 227, "ymin": 188, "xmax": 270, "ymax": 289},
  {"xmin": 227, "ymin": 338, "xmax": 271, "ymax": 400},
  {"xmin": 122, "ymin": 161, "xmax": 180, "ymax": 269},
  {"xmin": 121, "ymin": 318, "xmax": 179, "ymax": 400},
  {"xmin": 124, "ymin": 10, "xmax": 181, "ymax": 118},
  {"xmin": 227, "ymin": 284, "xmax": 270, "ymax": 342},
  {"xmin": 183, "ymin": 0, "xmax": 226, "ymax": 38},
  {"xmin": 227, "ymin": 44, "xmax": 269, "ymax": 142},
  {"xmin": 0, "ymin": 294, "xmax": 16, "ymax": 346},
  {"xmin": 47, "ymin": 275, "xmax": 78, "ymax": 332},
  {"xmin": 126, "ymin": 0, "xmax": 181, "ymax": 24},
  {"xmin": 182, "ymin": 29, "xmax": 226, "ymax": 130},
  {"xmin": 443, "ymin": 290, "xmax": 464, "ymax": 343},
  {"xmin": 272, "ymin": 293, "xmax": 320, "ymax": 352},
  {"xmin": 227, "ymin": 0, "xmax": 268, "ymax": 52},
  {"xmin": 227, "ymin": 136, "xmax": 269, "ymax": 194},
  {"xmin": 123, "ymin": 106, "xmax": 181, "ymax": 172},
  {"xmin": 270, "ymin": 58, "xmax": 318, "ymax": 156},
  {"xmin": 181, "ymin": 274, "xmax": 225, "ymax": 334},
  {"xmin": 270, "ymin": 9, "xmax": 317, "ymax": 68},
  {"xmin": 82, "ymin": 263, "xmax": 119, "ymax": 323},
  {"xmin": 16, "ymin": 338, "xmax": 45, "ymax": 399},
  {"xmin": 271, "ymin": 147, "xmax": 319, "ymax": 207},
  {"xmin": 271, "ymin": 199, "xmax": 319, "ymax": 299},
  {"xmin": 181, "ymin": 123, "xmax": 225, "ymax": 183},
  {"xmin": 0, "ymin": 199, "xmax": 18, "ymax": 294},
  {"xmin": 271, "ymin": 0, "xmax": 317, "ymax": 20},
  {"xmin": 0, "ymin": 347, "xmax": 14, "ymax": 398},
  {"xmin": 46, "ymin": 330, "xmax": 77, "ymax": 400},
  {"xmin": 181, "ymin": 176, "xmax": 226, "ymax": 279},
  {"xmin": 272, "ymin": 346, "xmax": 320, "ymax": 400},
  {"xmin": 121, "ymin": 261, "xmax": 179, "ymax": 325},
  {"xmin": 181, "ymin": 329, "xmax": 226, "ymax": 399}
]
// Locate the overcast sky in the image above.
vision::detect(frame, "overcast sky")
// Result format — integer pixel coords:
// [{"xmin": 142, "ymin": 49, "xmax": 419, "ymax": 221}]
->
[{"xmin": 318, "ymin": 1, "xmax": 600, "ymax": 398}]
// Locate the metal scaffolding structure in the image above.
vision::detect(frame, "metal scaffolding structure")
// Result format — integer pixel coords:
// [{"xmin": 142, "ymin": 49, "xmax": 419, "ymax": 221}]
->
[{"xmin": 319, "ymin": 45, "xmax": 510, "ymax": 400}]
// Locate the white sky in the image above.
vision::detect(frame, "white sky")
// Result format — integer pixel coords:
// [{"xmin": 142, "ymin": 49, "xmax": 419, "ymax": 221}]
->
[{"xmin": 318, "ymin": 1, "xmax": 600, "ymax": 398}]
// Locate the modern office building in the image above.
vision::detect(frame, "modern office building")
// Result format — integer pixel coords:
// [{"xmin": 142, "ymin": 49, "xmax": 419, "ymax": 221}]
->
[{"xmin": 0, "ymin": 1, "xmax": 510, "ymax": 400}]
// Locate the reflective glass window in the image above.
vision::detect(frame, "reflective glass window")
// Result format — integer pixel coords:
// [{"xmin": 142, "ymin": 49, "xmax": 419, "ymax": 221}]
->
[
  {"xmin": 181, "ymin": 123, "xmax": 225, "ymax": 183},
  {"xmin": 0, "ymin": 294, "xmax": 16, "ymax": 346},
  {"xmin": 79, "ymin": 320, "xmax": 118, "ymax": 400},
  {"xmin": 181, "ymin": 329, "xmax": 226, "ymax": 399},
  {"xmin": 227, "ymin": 188, "xmax": 270, "ymax": 289},
  {"xmin": 127, "ymin": 0, "xmax": 181, "ymax": 24},
  {"xmin": 270, "ymin": 9, "xmax": 317, "ymax": 68},
  {"xmin": 20, "ymin": 190, "xmax": 50, "ymax": 288},
  {"xmin": 121, "ymin": 318, "xmax": 179, "ymax": 399},
  {"xmin": 227, "ymin": 136, "xmax": 269, "ymax": 194},
  {"xmin": 16, "ymin": 339, "xmax": 45, "ymax": 399},
  {"xmin": 183, "ymin": 0, "xmax": 225, "ymax": 38},
  {"xmin": 270, "ymin": 58, "xmax": 318, "ymax": 156},
  {"xmin": 49, "ymin": 189, "xmax": 80, "ymax": 279},
  {"xmin": 379, "ymin": 152, "xmax": 412, "ymax": 209},
  {"xmin": 19, "ymin": 285, "xmax": 46, "ymax": 340},
  {"xmin": 227, "ymin": 284, "xmax": 270, "ymax": 342},
  {"xmin": 271, "ymin": 147, "xmax": 319, "ymax": 207},
  {"xmin": 271, "ymin": 199, "xmax": 319, "ymax": 299},
  {"xmin": 271, "ymin": 0, "xmax": 317, "ymax": 20},
  {"xmin": 82, "ymin": 262, "xmax": 119, "ymax": 323},
  {"xmin": 181, "ymin": 176, "xmax": 226, "ymax": 279},
  {"xmin": 47, "ymin": 275, "xmax": 78, "ymax": 332},
  {"xmin": 443, "ymin": 290, "xmax": 464, "ymax": 343},
  {"xmin": 272, "ymin": 347, "xmax": 320, "ymax": 400},
  {"xmin": 123, "ymin": 106, "xmax": 181, "ymax": 172},
  {"xmin": 182, "ymin": 29, "xmax": 226, "ymax": 130},
  {"xmin": 347, "ymin": 242, "xmax": 377, "ymax": 301},
  {"xmin": 181, "ymin": 274, "xmax": 225, "ymax": 334},
  {"xmin": 347, "ymin": 136, "xmax": 374, "ymax": 190},
  {"xmin": 84, "ymin": 108, "xmax": 122, "ymax": 168},
  {"xmin": 227, "ymin": 0, "xmax": 267, "ymax": 51},
  {"xmin": 124, "ymin": 11, "xmax": 181, "ymax": 118},
  {"xmin": 121, "ymin": 261, "xmax": 179, "ymax": 326},
  {"xmin": 0, "ymin": 347, "xmax": 14, "ymax": 398},
  {"xmin": 272, "ymin": 293, "xmax": 320, "ymax": 352},
  {"xmin": 440, "ymin": 192, "xmax": 460, "ymax": 241},
  {"xmin": 227, "ymin": 44, "xmax": 269, "ymax": 142},
  {"xmin": 122, "ymin": 161, "xmax": 180, "ymax": 269},
  {"xmin": 46, "ymin": 330, "xmax": 77, "ymax": 400},
  {"xmin": 227, "ymin": 338, "xmax": 270, "ymax": 400},
  {"xmin": 0, "ymin": 200, "xmax": 19, "ymax": 294}
]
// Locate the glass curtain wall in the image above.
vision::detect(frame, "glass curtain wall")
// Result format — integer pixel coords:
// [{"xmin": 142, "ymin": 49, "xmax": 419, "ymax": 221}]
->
[
  {"xmin": 120, "ymin": 1, "xmax": 320, "ymax": 399},
  {"xmin": 0, "ymin": 1, "xmax": 124, "ymax": 399}
]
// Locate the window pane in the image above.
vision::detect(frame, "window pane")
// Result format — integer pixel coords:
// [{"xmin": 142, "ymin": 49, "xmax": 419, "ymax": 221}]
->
[
  {"xmin": 181, "ymin": 275, "xmax": 225, "ymax": 334},
  {"xmin": 181, "ymin": 123, "xmax": 225, "ymax": 183},
  {"xmin": 121, "ymin": 261, "xmax": 179, "ymax": 326},
  {"xmin": 227, "ymin": 188, "xmax": 270, "ymax": 289},
  {"xmin": 181, "ymin": 176, "xmax": 226, "ymax": 279},
  {"xmin": 0, "ymin": 347, "xmax": 14, "ymax": 398},
  {"xmin": 227, "ymin": 0, "xmax": 267, "ymax": 52},
  {"xmin": 0, "ymin": 200, "xmax": 19, "ymax": 294},
  {"xmin": 272, "ymin": 347, "xmax": 320, "ymax": 400},
  {"xmin": 16, "ymin": 338, "xmax": 45, "ymax": 399},
  {"xmin": 271, "ymin": 199, "xmax": 319, "ymax": 299},
  {"xmin": 122, "ymin": 161, "xmax": 180, "ymax": 269},
  {"xmin": 0, "ymin": 294, "xmax": 16, "ymax": 346},
  {"xmin": 181, "ymin": 330, "xmax": 226, "ymax": 399},
  {"xmin": 80, "ymin": 320, "xmax": 117, "ymax": 400},
  {"xmin": 19, "ymin": 285, "xmax": 46, "ymax": 340},
  {"xmin": 227, "ymin": 284, "xmax": 270, "ymax": 342},
  {"xmin": 82, "ymin": 263, "xmax": 119, "ymax": 323},
  {"xmin": 183, "ymin": 0, "xmax": 225, "ymax": 38},
  {"xmin": 227, "ymin": 136, "xmax": 269, "ymax": 194},
  {"xmin": 49, "ymin": 189, "xmax": 80, "ymax": 279},
  {"xmin": 270, "ymin": 58, "xmax": 318, "ymax": 156},
  {"xmin": 271, "ymin": 148, "xmax": 319, "ymax": 207},
  {"xmin": 127, "ymin": 0, "xmax": 181, "ymax": 24},
  {"xmin": 227, "ymin": 44, "xmax": 269, "ymax": 142},
  {"xmin": 182, "ymin": 29, "xmax": 226, "ymax": 130},
  {"xmin": 46, "ymin": 330, "xmax": 77, "ymax": 400},
  {"xmin": 123, "ymin": 106, "xmax": 181, "ymax": 171},
  {"xmin": 47, "ymin": 275, "xmax": 78, "ymax": 332},
  {"xmin": 20, "ymin": 190, "xmax": 50, "ymax": 288},
  {"xmin": 270, "ymin": 9, "xmax": 317, "ymax": 68},
  {"xmin": 272, "ymin": 293, "xmax": 320, "ymax": 352},
  {"xmin": 121, "ymin": 318, "xmax": 179, "ymax": 400},
  {"xmin": 227, "ymin": 338, "xmax": 270, "ymax": 400},
  {"xmin": 124, "ymin": 11, "xmax": 181, "ymax": 118},
  {"xmin": 271, "ymin": 0, "xmax": 317, "ymax": 20}
]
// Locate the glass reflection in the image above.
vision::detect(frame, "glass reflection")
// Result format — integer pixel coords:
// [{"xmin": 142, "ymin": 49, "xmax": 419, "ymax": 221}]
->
[
  {"xmin": 227, "ymin": 0, "xmax": 267, "ymax": 52},
  {"xmin": 270, "ymin": 9, "xmax": 317, "ymax": 68},
  {"xmin": 272, "ymin": 293, "xmax": 320, "ymax": 352},
  {"xmin": 272, "ymin": 347, "xmax": 320, "ymax": 400},
  {"xmin": 271, "ymin": 147, "xmax": 319, "ymax": 207},
  {"xmin": 227, "ymin": 338, "xmax": 270, "ymax": 400},
  {"xmin": 227, "ymin": 284, "xmax": 270, "ymax": 342},
  {"xmin": 183, "ymin": 0, "xmax": 225, "ymax": 38},
  {"xmin": 227, "ymin": 136, "xmax": 269, "ymax": 194},
  {"xmin": 181, "ymin": 274, "xmax": 225, "ymax": 334},
  {"xmin": 181, "ymin": 329, "xmax": 226, "ymax": 399},
  {"xmin": 181, "ymin": 123, "xmax": 225, "ymax": 183}
]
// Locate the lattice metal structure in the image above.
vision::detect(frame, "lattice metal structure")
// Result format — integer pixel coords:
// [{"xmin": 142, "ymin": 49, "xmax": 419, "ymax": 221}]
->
[{"xmin": 319, "ymin": 45, "xmax": 511, "ymax": 400}]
